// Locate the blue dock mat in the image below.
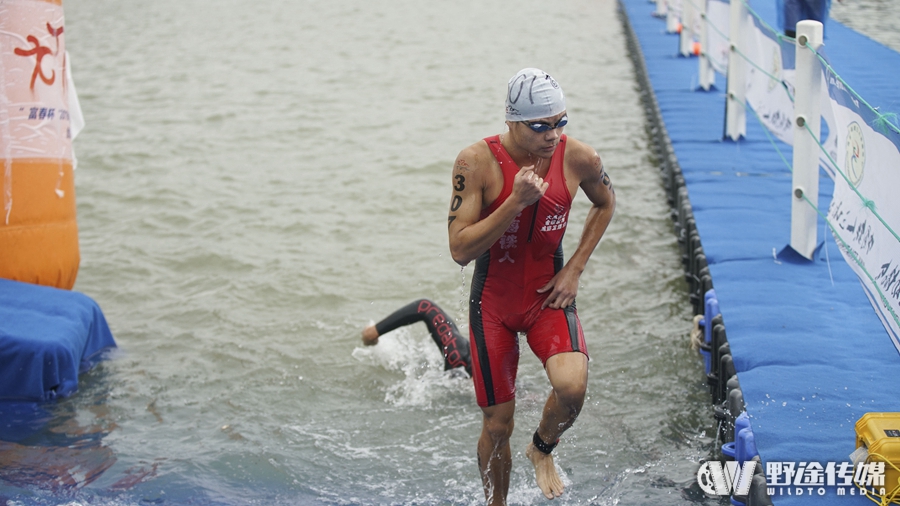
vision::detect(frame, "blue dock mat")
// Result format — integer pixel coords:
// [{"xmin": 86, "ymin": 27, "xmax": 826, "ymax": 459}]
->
[{"xmin": 619, "ymin": 0, "xmax": 900, "ymax": 503}]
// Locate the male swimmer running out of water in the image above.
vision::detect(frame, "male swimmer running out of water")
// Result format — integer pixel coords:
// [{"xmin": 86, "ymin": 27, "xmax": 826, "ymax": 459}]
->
[
  {"xmin": 364, "ymin": 69, "xmax": 614, "ymax": 505},
  {"xmin": 448, "ymin": 68, "xmax": 615, "ymax": 504}
]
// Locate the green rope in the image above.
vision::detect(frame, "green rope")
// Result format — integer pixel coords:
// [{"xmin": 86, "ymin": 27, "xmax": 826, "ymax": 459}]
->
[
  {"xmin": 702, "ymin": 8, "xmax": 730, "ymax": 42},
  {"xmin": 734, "ymin": 98, "xmax": 795, "ymax": 173},
  {"xmin": 681, "ymin": 0, "xmax": 702, "ymax": 20},
  {"xmin": 682, "ymin": 0, "xmax": 732, "ymax": 72},
  {"xmin": 739, "ymin": 0, "xmax": 794, "ymax": 43},
  {"xmin": 802, "ymin": 40, "xmax": 900, "ymax": 136},
  {"xmin": 724, "ymin": 16, "xmax": 899, "ymax": 245},
  {"xmin": 735, "ymin": 92, "xmax": 900, "ymax": 332},
  {"xmin": 681, "ymin": 0, "xmax": 728, "ymax": 43},
  {"xmin": 726, "ymin": 0, "xmax": 796, "ymax": 101},
  {"xmin": 702, "ymin": 0, "xmax": 900, "ymax": 332},
  {"xmin": 731, "ymin": 46, "xmax": 796, "ymax": 102},
  {"xmin": 802, "ymin": 121, "xmax": 900, "ymax": 244},
  {"xmin": 874, "ymin": 112, "xmax": 900, "ymax": 136}
]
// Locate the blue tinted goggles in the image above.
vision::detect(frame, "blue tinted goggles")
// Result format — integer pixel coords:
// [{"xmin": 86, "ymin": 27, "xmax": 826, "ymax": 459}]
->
[{"xmin": 523, "ymin": 115, "xmax": 568, "ymax": 133}]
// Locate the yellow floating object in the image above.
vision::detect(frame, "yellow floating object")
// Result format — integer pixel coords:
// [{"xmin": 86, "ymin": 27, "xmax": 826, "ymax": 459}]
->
[
  {"xmin": 1, "ymin": 0, "xmax": 81, "ymax": 289},
  {"xmin": 855, "ymin": 412, "xmax": 900, "ymax": 499}
]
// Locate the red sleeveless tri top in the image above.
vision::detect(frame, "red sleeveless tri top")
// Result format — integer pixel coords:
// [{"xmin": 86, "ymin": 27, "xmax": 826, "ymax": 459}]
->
[{"xmin": 478, "ymin": 134, "xmax": 573, "ymax": 290}]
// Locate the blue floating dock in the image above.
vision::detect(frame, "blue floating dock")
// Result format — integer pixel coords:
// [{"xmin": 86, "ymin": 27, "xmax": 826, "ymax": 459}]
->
[
  {"xmin": 619, "ymin": 1, "xmax": 900, "ymax": 503},
  {"xmin": 0, "ymin": 278, "xmax": 116, "ymax": 405}
]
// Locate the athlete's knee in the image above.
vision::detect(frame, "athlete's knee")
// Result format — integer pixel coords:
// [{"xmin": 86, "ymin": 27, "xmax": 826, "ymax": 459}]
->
[
  {"xmin": 481, "ymin": 405, "xmax": 515, "ymax": 443},
  {"xmin": 482, "ymin": 417, "xmax": 514, "ymax": 445},
  {"xmin": 553, "ymin": 377, "xmax": 587, "ymax": 411},
  {"xmin": 547, "ymin": 353, "xmax": 588, "ymax": 404},
  {"xmin": 557, "ymin": 373, "xmax": 587, "ymax": 396}
]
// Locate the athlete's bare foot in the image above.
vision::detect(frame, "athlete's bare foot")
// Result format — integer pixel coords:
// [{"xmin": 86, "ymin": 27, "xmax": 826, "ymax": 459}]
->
[
  {"xmin": 361, "ymin": 325, "xmax": 379, "ymax": 345},
  {"xmin": 526, "ymin": 442, "xmax": 565, "ymax": 499}
]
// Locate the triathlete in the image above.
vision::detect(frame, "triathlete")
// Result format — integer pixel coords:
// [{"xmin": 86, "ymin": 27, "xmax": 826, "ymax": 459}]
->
[
  {"xmin": 361, "ymin": 298, "xmax": 472, "ymax": 377},
  {"xmin": 447, "ymin": 68, "xmax": 615, "ymax": 504}
]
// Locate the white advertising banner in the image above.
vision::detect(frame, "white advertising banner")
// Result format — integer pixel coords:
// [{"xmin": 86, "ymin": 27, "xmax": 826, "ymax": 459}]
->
[
  {"xmin": 742, "ymin": 15, "xmax": 797, "ymax": 146},
  {"xmin": 705, "ymin": 0, "xmax": 731, "ymax": 75},
  {"xmin": 826, "ymin": 74, "xmax": 900, "ymax": 352}
]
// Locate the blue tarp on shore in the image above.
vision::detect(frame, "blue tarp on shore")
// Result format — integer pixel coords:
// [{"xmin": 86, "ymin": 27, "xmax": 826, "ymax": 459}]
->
[{"xmin": 0, "ymin": 278, "xmax": 115, "ymax": 403}]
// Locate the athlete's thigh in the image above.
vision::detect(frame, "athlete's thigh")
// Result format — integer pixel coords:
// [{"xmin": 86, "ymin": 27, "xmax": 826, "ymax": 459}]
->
[
  {"xmin": 526, "ymin": 304, "xmax": 588, "ymax": 365},
  {"xmin": 470, "ymin": 313, "xmax": 519, "ymax": 408}
]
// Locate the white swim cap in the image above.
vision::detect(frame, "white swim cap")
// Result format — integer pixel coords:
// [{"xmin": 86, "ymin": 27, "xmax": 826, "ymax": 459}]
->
[{"xmin": 505, "ymin": 68, "xmax": 566, "ymax": 122}]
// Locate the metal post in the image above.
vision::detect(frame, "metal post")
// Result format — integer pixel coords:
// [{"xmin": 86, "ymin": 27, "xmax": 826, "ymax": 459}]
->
[
  {"xmin": 790, "ymin": 20, "xmax": 824, "ymax": 260},
  {"xmin": 724, "ymin": 0, "xmax": 747, "ymax": 140},
  {"xmin": 698, "ymin": 0, "xmax": 715, "ymax": 90}
]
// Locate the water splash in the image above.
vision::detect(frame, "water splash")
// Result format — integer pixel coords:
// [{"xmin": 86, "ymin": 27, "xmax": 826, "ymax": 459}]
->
[{"xmin": 351, "ymin": 326, "xmax": 470, "ymax": 408}]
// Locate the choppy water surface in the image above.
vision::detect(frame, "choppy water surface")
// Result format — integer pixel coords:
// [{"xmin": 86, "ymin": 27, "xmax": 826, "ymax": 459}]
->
[
  {"xmin": 830, "ymin": 0, "xmax": 900, "ymax": 51},
  {"xmin": 0, "ymin": 0, "xmax": 894, "ymax": 505}
]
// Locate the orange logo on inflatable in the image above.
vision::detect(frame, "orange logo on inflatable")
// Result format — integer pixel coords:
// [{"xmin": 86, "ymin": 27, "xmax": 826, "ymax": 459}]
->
[{"xmin": 14, "ymin": 23, "xmax": 63, "ymax": 91}]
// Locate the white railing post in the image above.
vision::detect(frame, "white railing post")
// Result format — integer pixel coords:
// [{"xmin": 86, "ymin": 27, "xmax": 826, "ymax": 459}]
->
[
  {"xmin": 654, "ymin": 0, "xmax": 668, "ymax": 18},
  {"xmin": 667, "ymin": 0, "xmax": 681, "ymax": 33},
  {"xmin": 724, "ymin": 0, "xmax": 747, "ymax": 140},
  {"xmin": 698, "ymin": 0, "xmax": 715, "ymax": 89},
  {"xmin": 790, "ymin": 20, "xmax": 824, "ymax": 259},
  {"xmin": 680, "ymin": 0, "xmax": 695, "ymax": 56}
]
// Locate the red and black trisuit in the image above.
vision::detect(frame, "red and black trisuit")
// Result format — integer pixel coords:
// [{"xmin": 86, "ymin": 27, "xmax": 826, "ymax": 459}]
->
[{"xmin": 470, "ymin": 134, "xmax": 588, "ymax": 408}]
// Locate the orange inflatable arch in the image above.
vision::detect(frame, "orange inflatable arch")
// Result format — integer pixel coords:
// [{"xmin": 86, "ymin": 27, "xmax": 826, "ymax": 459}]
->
[{"xmin": 1, "ymin": 0, "xmax": 82, "ymax": 289}]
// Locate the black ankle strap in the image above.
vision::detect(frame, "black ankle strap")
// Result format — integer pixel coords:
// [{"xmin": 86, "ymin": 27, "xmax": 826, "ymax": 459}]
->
[{"xmin": 533, "ymin": 431, "xmax": 559, "ymax": 455}]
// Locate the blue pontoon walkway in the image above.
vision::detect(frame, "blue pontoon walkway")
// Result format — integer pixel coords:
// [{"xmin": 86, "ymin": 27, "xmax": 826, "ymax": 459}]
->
[{"xmin": 619, "ymin": 1, "xmax": 900, "ymax": 504}]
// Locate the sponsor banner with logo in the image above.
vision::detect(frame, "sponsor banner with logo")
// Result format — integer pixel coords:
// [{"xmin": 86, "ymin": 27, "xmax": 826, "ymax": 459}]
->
[{"xmin": 825, "ymin": 72, "xmax": 900, "ymax": 352}]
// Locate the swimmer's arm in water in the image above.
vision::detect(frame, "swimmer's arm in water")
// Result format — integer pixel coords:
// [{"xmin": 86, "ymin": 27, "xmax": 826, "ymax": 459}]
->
[
  {"xmin": 361, "ymin": 299, "xmax": 472, "ymax": 376},
  {"xmin": 361, "ymin": 299, "xmax": 430, "ymax": 346},
  {"xmin": 361, "ymin": 325, "xmax": 380, "ymax": 346}
]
